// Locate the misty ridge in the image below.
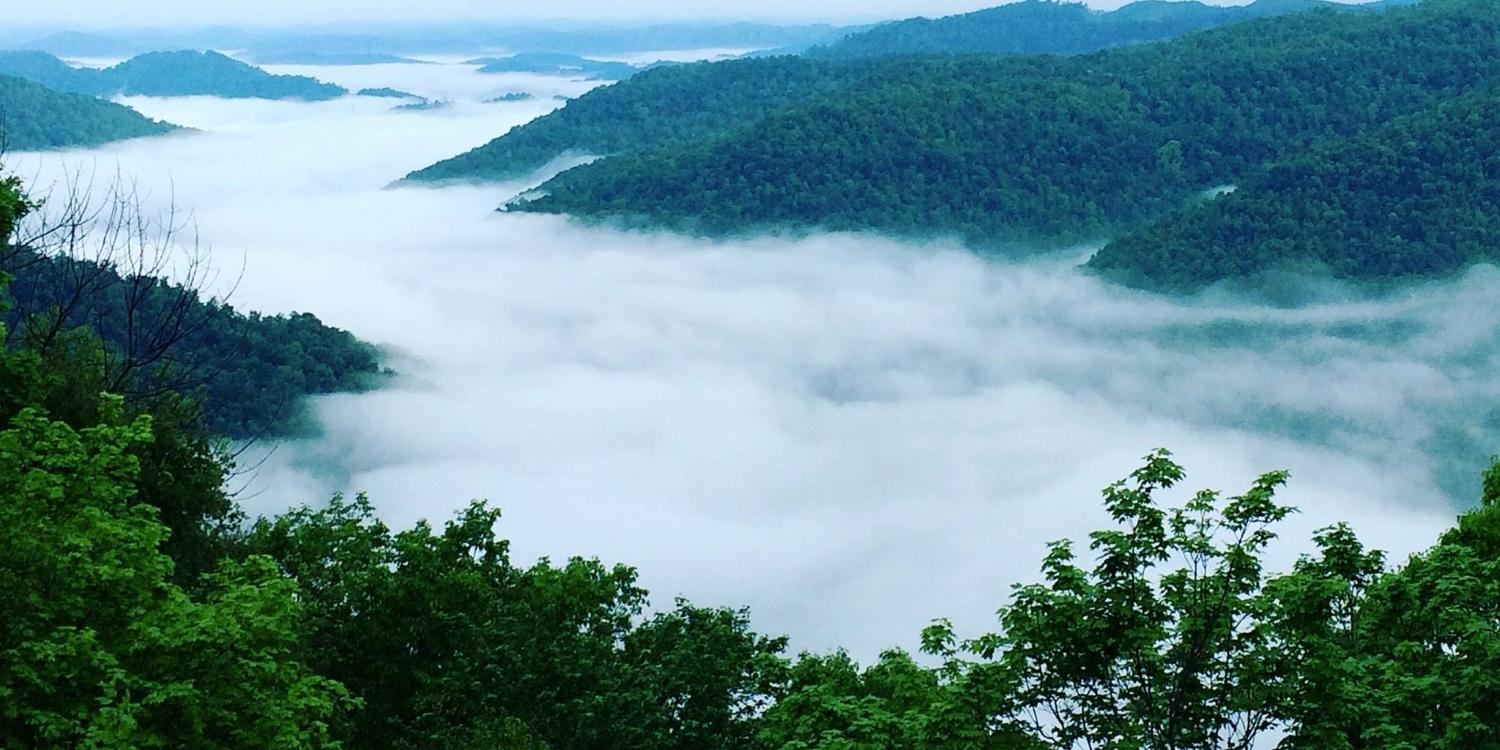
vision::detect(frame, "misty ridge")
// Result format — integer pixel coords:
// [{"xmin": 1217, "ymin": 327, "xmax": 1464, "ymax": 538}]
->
[{"xmin": 3, "ymin": 1, "xmax": 1500, "ymax": 749}]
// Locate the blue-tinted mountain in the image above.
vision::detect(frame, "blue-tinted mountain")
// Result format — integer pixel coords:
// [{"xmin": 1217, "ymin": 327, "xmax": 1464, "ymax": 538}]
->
[
  {"xmin": 809, "ymin": 0, "xmax": 1394, "ymax": 59},
  {"xmin": 0, "ymin": 74, "xmax": 178, "ymax": 150},
  {"xmin": 0, "ymin": 50, "xmax": 347, "ymax": 100},
  {"xmin": 467, "ymin": 53, "xmax": 640, "ymax": 80}
]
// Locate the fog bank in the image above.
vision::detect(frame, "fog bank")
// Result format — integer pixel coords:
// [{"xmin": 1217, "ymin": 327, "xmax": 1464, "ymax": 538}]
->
[{"xmin": 10, "ymin": 61, "xmax": 1492, "ymax": 658}]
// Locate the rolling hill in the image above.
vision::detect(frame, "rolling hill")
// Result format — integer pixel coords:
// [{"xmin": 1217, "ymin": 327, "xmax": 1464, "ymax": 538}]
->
[
  {"xmin": 510, "ymin": 0, "xmax": 1500, "ymax": 250},
  {"xmin": 0, "ymin": 74, "xmax": 178, "ymax": 150},
  {"xmin": 0, "ymin": 50, "xmax": 347, "ymax": 100}
]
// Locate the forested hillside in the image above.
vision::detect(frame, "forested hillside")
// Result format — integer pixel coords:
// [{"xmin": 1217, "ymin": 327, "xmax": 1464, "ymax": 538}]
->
[
  {"xmin": 1089, "ymin": 85, "xmax": 1500, "ymax": 288},
  {"xmin": 809, "ymin": 0, "xmax": 1364, "ymax": 59},
  {"xmin": 404, "ymin": 0, "xmax": 1369, "ymax": 186},
  {"xmin": 402, "ymin": 56, "xmax": 897, "ymax": 183},
  {"xmin": 513, "ymin": 0, "xmax": 1500, "ymax": 246},
  {"xmin": 0, "ymin": 171, "xmax": 382, "ymax": 439},
  {"xmin": 0, "ymin": 50, "xmax": 347, "ymax": 100},
  {"xmin": 0, "ymin": 74, "xmax": 177, "ymax": 150},
  {"xmin": 4, "ymin": 167, "xmax": 1498, "ymax": 750}
]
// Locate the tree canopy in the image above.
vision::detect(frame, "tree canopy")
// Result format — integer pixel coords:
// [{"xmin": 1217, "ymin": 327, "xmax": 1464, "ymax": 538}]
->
[{"xmin": 1088, "ymin": 84, "xmax": 1500, "ymax": 288}]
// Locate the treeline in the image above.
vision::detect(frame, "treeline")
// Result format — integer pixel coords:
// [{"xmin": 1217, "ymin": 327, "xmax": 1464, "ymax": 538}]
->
[
  {"xmin": 0, "ymin": 50, "xmax": 347, "ymax": 101},
  {"xmin": 514, "ymin": 0, "xmax": 1500, "ymax": 245},
  {"xmin": 0, "ymin": 74, "xmax": 176, "ymax": 151},
  {"xmin": 1088, "ymin": 84, "xmax": 1500, "ymax": 287},
  {"xmin": 5, "ymin": 170, "xmax": 1500, "ymax": 750}
]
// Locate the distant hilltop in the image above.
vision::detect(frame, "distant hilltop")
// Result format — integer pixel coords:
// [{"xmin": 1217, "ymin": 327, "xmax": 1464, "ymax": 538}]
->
[{"xmin": 0, "ymin": 50, "xmax": 346, "ymax": 100}]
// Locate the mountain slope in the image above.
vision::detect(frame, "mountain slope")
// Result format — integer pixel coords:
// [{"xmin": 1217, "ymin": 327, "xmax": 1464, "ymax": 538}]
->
[
  {"xmin": 0, "ymin": 75, "xmax": 177, "ymax": 150},
  {"xmin": 0, "ymin": 50, "xmax": 347, "ymax": 100},
  {"xmin": 1087, "ymin": 86, "xmax": 1500, "ymax": 288},
  {"xmin": 512, "ymin": 0, "xmax": 1500, "ymax": 245},
  {"xmin": 402, "ymin": 56, "xmax": 896, "ymax": 183},
  {"xmin": 402, "ymin": 0, "xmax": 1378, "ymax": 186}
]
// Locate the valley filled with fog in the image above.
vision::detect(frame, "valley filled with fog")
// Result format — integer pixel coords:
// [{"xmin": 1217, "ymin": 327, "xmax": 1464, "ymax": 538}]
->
[{"xmin": 11, "ymin": 58, "xmax": 1496, "ymax": 658}]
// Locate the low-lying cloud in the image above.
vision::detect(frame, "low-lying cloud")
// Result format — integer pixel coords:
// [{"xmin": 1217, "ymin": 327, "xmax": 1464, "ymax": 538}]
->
[{"xmin": 10, "ymin": 61, "xmax": 1495, "ymax": 659}]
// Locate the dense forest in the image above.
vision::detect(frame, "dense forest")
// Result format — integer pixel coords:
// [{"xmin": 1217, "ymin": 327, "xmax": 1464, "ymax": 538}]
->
[
  {"xmin": 513, "ymin": 0, "xmax": 1500, "ymax": 247},
  {"xmin": 401, "ymin": 56, "xmax": 900, "ymax": 183},
  {"xmin": 0, "ymin": 74, "xmax": 178, "ymax": 150},
  {"xmin": 402, "ymin": 0, "xmax": 1373, "ymax": 186},
  {"xmin": 508, "ymin": 0, "xmax": 1498, "ymax": 252},
  {"xmin": 0, "ymin": 177, "xmax": 382, "ymax": 440},
  {"xmin": 0, "ymin": 50, "xmax": 347, "ymax": 100},
  {"xmin": 1089, "ymin": 85, "xmax": 1500, "ymax": 288},
  {"xmin": 5, "ymin": 166, "xmax": 1500, "ymax": 748},
  {"xmin": 808, "ymin": 0, "xmax": 1391, "ymax": 59}
]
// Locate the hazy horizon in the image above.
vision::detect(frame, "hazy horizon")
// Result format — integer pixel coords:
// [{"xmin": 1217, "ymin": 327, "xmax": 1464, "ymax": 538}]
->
[{"xmin": 3, "ymin": 0, "xmax": 1380, "ymax": 33}]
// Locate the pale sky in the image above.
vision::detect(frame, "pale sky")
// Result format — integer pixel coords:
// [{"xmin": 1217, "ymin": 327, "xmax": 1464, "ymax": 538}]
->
[{"xmin": 3, "ymin": 0, "xmax": 1300, "ymax": 29}]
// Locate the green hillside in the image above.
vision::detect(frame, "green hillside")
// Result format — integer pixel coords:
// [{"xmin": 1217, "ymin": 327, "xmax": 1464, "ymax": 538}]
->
[
  {"xmin": 402, "ymin": 56, "xmax": 896, "ymax": 183},
  {"xmin": 0, "ymin": 74, "xmax": 177, "ymax": 150},
  {"xmin": 512, "ymin": 0, "xmax": 1500, "ymax": 246},
  {"xmin": 0, "ymin": 50, "xmax": 347, "ymax": 100},
  {"xmin": 403, "ymin": 0, "xmax": 1371, "ymax": 186},
  {"xmin": 1088, "ymin": 85, "xmax": 1500, "ymax": 288}
]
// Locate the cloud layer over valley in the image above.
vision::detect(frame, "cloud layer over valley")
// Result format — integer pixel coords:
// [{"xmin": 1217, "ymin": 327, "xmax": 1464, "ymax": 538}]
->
[{"xmin": 10, "ymin": 60, "xmax": 1495, "ymax": 659}]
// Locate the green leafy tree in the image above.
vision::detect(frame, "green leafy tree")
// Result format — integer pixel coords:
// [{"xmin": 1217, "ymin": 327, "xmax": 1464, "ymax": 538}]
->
[
  {"xmin": 1270, "ymin": 463, "xmax": 1500, "ymax": 748},
  {"xmin": 923, "ymin": 451, "xmax": 1295, "ymax": 749},
  {"xmin": 0, "ymin": 400, "xmax": 352, "ymax": 749}
]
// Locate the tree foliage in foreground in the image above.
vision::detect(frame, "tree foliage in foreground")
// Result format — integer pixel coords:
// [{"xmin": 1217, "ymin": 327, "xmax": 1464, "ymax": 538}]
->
[
  {"xmin": 0, "ymin": 357, "xmax": 350, "ymax": 749},
  {"xmin": 6, "ymin": 173, "xmax": 1500, "ymax": 750}
]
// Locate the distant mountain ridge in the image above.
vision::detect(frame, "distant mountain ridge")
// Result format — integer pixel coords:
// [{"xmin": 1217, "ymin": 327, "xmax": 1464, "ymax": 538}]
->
[
  {"xmin": 810, "ymin": 0, "xmax": 1408, "ymax": 59},
  {"xmin": 0, "ymin": 23, "xmax": 851, "ymax": 60},
  {"xmin": 0, "ymin": 74, "xmax": 177, "ymax": 150},
  {"xmin": 466, "ymin": 53, "xmax": 640, "ymax": 81},
  {"xmin": 0, "ymin": 50, "xmax": 347, "ymax": 100}
]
